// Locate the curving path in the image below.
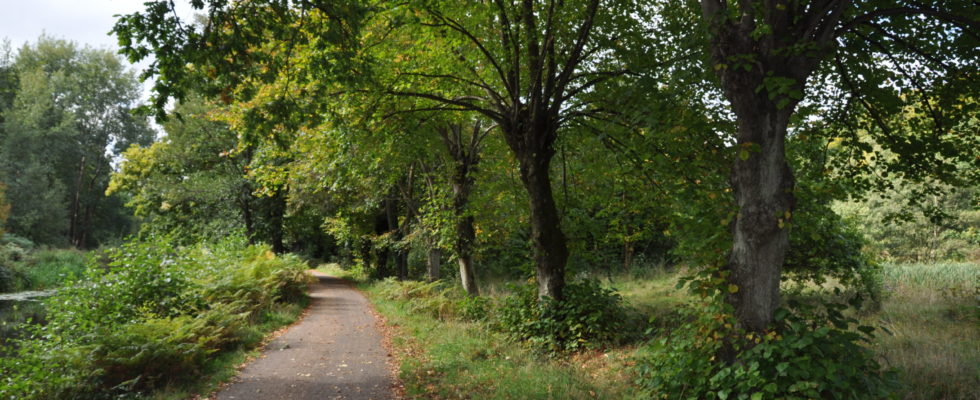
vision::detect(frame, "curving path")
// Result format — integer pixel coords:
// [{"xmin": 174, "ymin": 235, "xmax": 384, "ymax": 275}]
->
[{"xmin": 215, "ymin": 271, "xmax": 397, "ymax": 400}]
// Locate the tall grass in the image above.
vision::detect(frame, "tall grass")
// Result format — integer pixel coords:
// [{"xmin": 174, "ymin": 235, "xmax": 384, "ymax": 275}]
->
[
  {"xmin": 881, "ymin": 262, "xmax": 978, "ymax": 290},
  {"xmin": 871, "ymin": 262, "xmax": 979, "ymax": 400},
  {"xmin": 16, "ymin": 249, "xmax": 88, "ymax": 290}
]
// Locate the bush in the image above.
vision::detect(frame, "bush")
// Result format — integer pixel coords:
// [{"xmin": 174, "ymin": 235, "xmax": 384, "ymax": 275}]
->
[
  {"xmin": 496, "ymin": 280, "xmax": 640, "ymax": 354},
  {"xmin": 635, "ymin": 299, "xmax": 898, "ymax": 400},
  {"xmin": 0, "ymin": 239, "xmax": 87, "ymax": 292},
  {"xmin": 0, "ymin": 236, "xmax": 312, "ymax": 399}
]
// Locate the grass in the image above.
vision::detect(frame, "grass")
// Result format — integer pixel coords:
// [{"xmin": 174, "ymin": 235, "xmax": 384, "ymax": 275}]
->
[
  {"xmin": 16, "ymin": 249, "xmax": 88, "ymax": 290},
  {"xmin": 869, "ymin": 262, "xmax": 979, "ymax": 400},
  {"xmin": 364, "ymin": 281, "xmax": 642, "ymax": 399},
  {"xmin": 354, "ymin": 261, "xmax": 978, "ymax": 399},
  {"xmin": 0, "ymin": 248, "xmax": 88, "ymax": 292}
]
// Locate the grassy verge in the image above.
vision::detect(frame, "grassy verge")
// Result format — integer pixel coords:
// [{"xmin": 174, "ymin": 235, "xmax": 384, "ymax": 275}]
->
[
  {"xmin": 363, "ymin": 282, "xmax": 640, "ymax": 399},
  {"xmin": 345, "ymin": 262, "xmax": 977, "ymax": 399}
]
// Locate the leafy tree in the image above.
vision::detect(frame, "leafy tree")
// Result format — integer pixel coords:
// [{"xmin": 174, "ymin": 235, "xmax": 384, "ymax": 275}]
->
[
  {"xmin": 836, "ymin": 184, "xmax": 980, "ymax": 262},
  {"xmin": 690, "ymin": 0, "xmax": 979, "ymax": 332},
  {"xmin": 0, "ymin": 37, "xmax": 154, "ymax": 247},
  {"xmin": 114, "ymin": 0, "xmax": 657, "ymax": 301}
]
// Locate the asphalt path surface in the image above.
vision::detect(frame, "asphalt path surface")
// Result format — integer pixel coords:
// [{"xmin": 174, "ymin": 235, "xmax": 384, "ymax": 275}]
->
[{"xmin": 215, "ymin": 271, "xmax": 397, "ymax": 400}]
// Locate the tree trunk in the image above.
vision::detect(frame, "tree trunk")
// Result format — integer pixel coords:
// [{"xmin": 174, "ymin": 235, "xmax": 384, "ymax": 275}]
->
[
  {"xmin": 451, "ymin": 159, "xmax": 479, "ymax": 296},
  {"xmin": 384, "ymin": 195, "xmax": 409, "ymax": 280},
  {"xmin": 375, "ymin": 246, "xmax": 390, "ymax": 278},
  {"xmin": 426, "ymin": 247, "xmax": 441, "ymax": 281},
  {"xmin": 456, "ymin": 214, "xmax": 479, "ymax": 296},
  {"xmin": 396, "ymin": 250, "xmax": 409, "ymax": 280},
  {"xmin": 726, "ymin": 105, "xmax": 796, "ymax": 333},
  {"xmin": 269, "ymin": 191, "xmax": 286, "ymax": 254},
  {"xmin": 517, "ymin": 152, "xmax": 568, "ymax": 301},
  {"xmin": 623, "ymin": 241, "xmax": 634, "ymax": 271},
  {"xmin": 69, "ymin": 156, "xmax": 86, "ymax": 247},
  {"xmin": 240, "ymin": 196, "xmax": 256, "ymax": 245}
]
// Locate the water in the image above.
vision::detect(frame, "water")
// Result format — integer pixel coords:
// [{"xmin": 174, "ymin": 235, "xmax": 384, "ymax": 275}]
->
[
  {"xmin": 0, "ymin": 296, "xmax": 49, "ymax": 355},
  {"xmin": 0, "ymin": 290, "xmax": 56, "ymax": 301}
]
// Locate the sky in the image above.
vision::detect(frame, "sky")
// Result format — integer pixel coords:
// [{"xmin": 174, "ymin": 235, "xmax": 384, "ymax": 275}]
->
[
  {"xmin": 0, "ymin": 0, "xmax": 195, "ymax": 136},
  {"xmin": 0, "ymin": 0, "xmax": 195, "ymax": 102},
  {"xmin": 0, "ymin": 0, "xmax": 194, "ymax": 51}
]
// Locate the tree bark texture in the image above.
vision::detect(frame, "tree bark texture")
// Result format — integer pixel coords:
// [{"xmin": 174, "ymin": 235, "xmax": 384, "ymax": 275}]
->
[
  {"xmin": 699, "ymin": 0, "xmax": 844, "ymax": 332},
  {"xmin": 727, "ymin": 107, "xmax": 795, "ymax": 332},
  {"xmin": 442, "ymin": 122, "xmax": 486, "ymax": 296},
  {"xmin": 452, "ymin": 174, "xmax": 478, "ymax": 296},
  {"xmin": 268, "ymin": 190, "xmax": 286, "ymax": 254},
  {"xmin": 516, "ymin": 151, "xmax": 568, "ymax": 301}
]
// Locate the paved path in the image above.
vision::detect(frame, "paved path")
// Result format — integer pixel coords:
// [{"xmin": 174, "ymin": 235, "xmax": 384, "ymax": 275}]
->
[{"xmin": 215, "ymin": 271, "xmax": 397, "ymax": 400}]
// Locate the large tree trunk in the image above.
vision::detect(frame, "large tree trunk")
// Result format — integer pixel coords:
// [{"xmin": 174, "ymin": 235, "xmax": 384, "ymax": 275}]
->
[
  {"xmin": 517, "ymin": 152, "xmax": 568, "ymax": 301},
  {"xmin": 239, "ymin": 196, "xmax": 256, "ymax": 245},
  {"xmin": 726, "ymin": 102, "xmax": 796, "ymax": 332},
  {"xmin": 384, "ymin": 195, "xmax": 409, "ymax": 280}
]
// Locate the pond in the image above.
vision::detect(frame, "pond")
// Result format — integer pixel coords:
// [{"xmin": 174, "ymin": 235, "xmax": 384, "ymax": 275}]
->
[{"xmin": 0, "ymin": 292, "xmax": 51, "ymax": 356}]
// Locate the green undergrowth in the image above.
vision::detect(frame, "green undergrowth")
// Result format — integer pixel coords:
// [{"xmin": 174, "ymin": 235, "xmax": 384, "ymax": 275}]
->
[
  {"xmin": 354, "ymin": 262, "xmax": 977, "ymax": 399},
  {"xmin": 147, "ymin": 299, "xmax": 307, "ymax": 400},
  {"xmin": 363, "ymin": 280, "xmax": 644, "ymax": 399},
  {"xmin": 0, "ymin": 236, "xmax": 313, "ymax": 399},
  {"xmin": 0, "ymin": 235, "xmax": 88, "ymax": 292}
]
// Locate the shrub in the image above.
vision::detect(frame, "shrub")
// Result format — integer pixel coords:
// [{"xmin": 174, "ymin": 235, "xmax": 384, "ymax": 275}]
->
[
  {"xmin": 496, "ymin": 280, "xmax": 639, "ymax": 354},
  {"xmin": 0, "ymin": 236, "xmax": 312, "ymax": 399},
  {"xmin": 635, "ymin": 299, "xmax": 898, "ymax": 400}
]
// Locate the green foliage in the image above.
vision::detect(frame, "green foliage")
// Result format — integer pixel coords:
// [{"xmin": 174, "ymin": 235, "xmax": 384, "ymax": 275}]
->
[
  {"xmin": 496, "ymin": 281, "xmax": 640, "ymax": 354},
  {"xmin": 785, "ymin": 202, "xmax": 884, "ymax": 304},
  {"xmin": 635, "ymin": 299, "xmax": 898, "ymax": 400},
  {"xmin": 836, "ymin": 185, "xmax": 980, "ymax": 262},
  {"xmin": 0, "ymin": 182, "xmax": 9, "ymax": 238},
  {"xmin": 0, "ymin": 236, "xmax": 86, "ymax": 292},
  {"xmin": 0, "ymin": 36, "xmax": 154, "ymax": 247},
  {"xmin": 0, "ymin": 236, "xmax": 312, "ymax": 399}
]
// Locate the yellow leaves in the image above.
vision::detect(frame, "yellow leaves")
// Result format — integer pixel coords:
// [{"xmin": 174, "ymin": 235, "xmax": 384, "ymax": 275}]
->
[{"xmin": 727, "ymin": 284, "xmax": 739, "ymax": 293}]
